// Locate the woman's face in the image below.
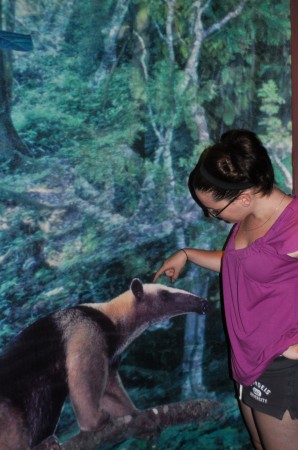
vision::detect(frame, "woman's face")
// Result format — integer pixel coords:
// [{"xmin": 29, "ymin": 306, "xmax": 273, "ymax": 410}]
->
[{"xmin": 194, "ymin": 189, "xmax": 246, "ymax": 223}]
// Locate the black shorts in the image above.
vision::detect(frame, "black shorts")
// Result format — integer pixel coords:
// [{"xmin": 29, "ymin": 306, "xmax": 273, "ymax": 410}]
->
[{"xmin": 237, "ymin": 356, "xmax": 298, "ymax": 420}]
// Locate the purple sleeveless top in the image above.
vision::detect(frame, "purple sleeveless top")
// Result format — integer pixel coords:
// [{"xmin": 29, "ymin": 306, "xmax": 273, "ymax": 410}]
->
[{"xmin": 222, "ymin": 196, "xmax": 298, "ymax": 385}]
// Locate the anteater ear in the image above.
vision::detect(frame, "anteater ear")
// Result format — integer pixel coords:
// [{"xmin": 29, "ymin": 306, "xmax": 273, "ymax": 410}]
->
[{"xmin": 130, "ymin": 278, "xmax": 144, "ymax": 301}]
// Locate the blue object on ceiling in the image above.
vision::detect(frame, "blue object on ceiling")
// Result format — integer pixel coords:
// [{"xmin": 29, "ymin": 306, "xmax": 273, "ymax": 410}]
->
[{"xmin": 0, "ymin": 30, "xmax": 33, "ymax": 51}]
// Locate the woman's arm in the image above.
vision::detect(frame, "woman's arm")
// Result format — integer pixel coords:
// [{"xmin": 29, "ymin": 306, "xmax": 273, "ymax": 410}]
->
[{"xmin": 153, "ymin": 248, "xmax": 223, "ymax": 283}]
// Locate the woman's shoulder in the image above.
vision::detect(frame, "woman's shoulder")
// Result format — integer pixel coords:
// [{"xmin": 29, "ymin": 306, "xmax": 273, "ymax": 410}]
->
[
  {"xmin": 286, "ymin": 194, "xmax": 298, "ymax": 207},
  {"xmin": 279, "ymin": 195, "xmax": 298, "ymax": 223},
  {"xmin": 268, "ymin": 196, "xmax": 298, "ymax": 253}
]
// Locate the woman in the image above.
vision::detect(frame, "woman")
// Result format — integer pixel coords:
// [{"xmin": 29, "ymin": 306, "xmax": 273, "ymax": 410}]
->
[{"xmin": 153, "ymin": 129, "xmax": 298, "ymax": 450}]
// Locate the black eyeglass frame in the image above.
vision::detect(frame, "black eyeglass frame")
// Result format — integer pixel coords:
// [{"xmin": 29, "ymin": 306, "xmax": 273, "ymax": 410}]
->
[{"xmin": 205, "ymin": 193, "xmax": 241, "ymax": 218}]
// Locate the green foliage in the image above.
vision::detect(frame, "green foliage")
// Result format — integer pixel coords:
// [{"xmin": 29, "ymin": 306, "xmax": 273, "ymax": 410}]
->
[
  {"xmin": 200, "ymin": 0, "xmax": 291, "ymax": 133},
  {"xmin": 147, "ymin": 61, "xmax": 180, "ymax": 127},
  {"xmin": 257, "ymin": 79, "xmax": 292, "ymax": 189},
  {"xmin": 258, "ymin": 80, "xmax": 285, "ymax": 117}
]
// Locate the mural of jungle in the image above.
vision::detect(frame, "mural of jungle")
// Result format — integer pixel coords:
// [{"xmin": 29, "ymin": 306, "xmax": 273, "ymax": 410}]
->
[{"xmin": 0, "ymin": 0, "xmax": 292, "ymax": 449}]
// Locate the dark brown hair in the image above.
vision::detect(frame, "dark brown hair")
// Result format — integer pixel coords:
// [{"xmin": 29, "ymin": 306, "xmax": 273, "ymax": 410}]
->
[{"xmin": 189, "ymin": 129, "xmax": 275, "ymax": 201}]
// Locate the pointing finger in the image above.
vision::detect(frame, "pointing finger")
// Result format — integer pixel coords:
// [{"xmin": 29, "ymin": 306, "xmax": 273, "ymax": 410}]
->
[
  {"xmin": 153, "ymin": 266, "xmax": 173, "ymax": 283},
  {"xmin": 153, "ymin": 269, "xmax": 162, "ymax": 283}
]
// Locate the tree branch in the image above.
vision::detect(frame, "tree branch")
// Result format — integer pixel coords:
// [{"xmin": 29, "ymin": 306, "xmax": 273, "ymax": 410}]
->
[
  {"xmin": 182, "ymin": 0, "xmax": 247, "ymax": 91},
  {"xmin": 61, "ymin": 398, "xmax": 224, "ymax": 450},
  {"xmin": 272, "ymin": 154, "xmax": 292, "ymax": 189},
  {"xmin": 132, "ymin": 30, "xmax": 165, "ymax": 144},
  {"xmin": 182, "ymin": 1, "xmax": 204, "ymax": 88},
  {"xmin": 204, "ymin": 0, "xmax": 247, "ymax": 38},
  {"xmin": 166, "ymin": 0, "xmax": 177, "ymax": 62},
  {"xmin": 92, "ymin": 0, "xmax": 130, "ymax": 88}
]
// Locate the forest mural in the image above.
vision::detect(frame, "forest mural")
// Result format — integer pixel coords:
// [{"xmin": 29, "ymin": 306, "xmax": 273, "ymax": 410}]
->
[{"xmin": 0, "ymin": 0, "xmax": 292, "ymax": 448}]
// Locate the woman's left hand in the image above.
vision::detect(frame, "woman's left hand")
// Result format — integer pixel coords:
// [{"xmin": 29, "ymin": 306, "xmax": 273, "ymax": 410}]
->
[{"xmin": 282, "ymin": 343, "xmax": 298, "ymax": 359}]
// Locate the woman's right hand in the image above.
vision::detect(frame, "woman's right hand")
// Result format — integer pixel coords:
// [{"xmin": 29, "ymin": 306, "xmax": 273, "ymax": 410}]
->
[{"xmin": 153, "ymin": 250, "xmax": 188, "ymax": 283}]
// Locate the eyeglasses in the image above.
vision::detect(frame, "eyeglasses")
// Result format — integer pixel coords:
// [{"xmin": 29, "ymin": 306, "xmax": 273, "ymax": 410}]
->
[{"xmin": 205, "ymin": 194, "xmax": 240, "ymax": 218}]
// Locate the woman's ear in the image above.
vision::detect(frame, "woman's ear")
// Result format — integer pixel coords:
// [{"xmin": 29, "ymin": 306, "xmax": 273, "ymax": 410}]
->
[{"xmin": 238, "ymin": 192, "xmax": 252, "ymax": 207}]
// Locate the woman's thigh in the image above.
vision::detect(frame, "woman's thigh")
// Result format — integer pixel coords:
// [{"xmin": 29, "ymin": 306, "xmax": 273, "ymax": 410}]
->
[
  {"xmin": 239, "ymin": 401, "xmax": 264, "ymax": 450},
  {"xmin": 240, "ymin": 401, "xmax": 298, "ymax": 450},
  {"xmin": 254, "ymin": 408, "xmax": 298, "ymax": 450}
]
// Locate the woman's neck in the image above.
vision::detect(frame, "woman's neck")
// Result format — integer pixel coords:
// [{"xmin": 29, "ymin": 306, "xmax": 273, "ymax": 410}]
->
[
  {"xmin": 235, "ymin": 189, "xmax": 291, "ymax": 249},
  {"xmin": 241, "ymin": 189, "xmax": 288, "ymax": 231}
]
